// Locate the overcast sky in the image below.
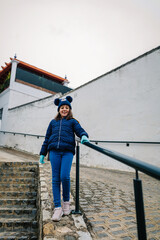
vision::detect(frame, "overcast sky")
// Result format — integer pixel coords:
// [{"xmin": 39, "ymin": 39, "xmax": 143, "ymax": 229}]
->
[{"xmin": 0, "ymin": 0, "xmax": 160, "ymax": 88}]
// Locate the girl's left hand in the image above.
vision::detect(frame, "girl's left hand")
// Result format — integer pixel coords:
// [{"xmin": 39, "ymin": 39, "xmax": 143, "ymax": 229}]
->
[{"xmin": 81, "ymin": 135, "xmax": 89, "ymax": 144}]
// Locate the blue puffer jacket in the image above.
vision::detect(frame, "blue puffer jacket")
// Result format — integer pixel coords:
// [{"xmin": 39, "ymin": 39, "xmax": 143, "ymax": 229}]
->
[{"xmin": 40, "ymin": 118, "xmax": 88, "ymax": 156}]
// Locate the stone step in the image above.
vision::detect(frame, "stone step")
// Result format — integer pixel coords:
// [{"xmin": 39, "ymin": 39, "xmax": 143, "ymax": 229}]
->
[
  {"xmin": 0, "ymin": 178, "xmax": 36, "ymax": 185},
  {"xmin": 0, "ymin": 166, "xmax": 38, "ymax": 173},
  {"xmin": 0, "ymin": 171, "xmax": 36, "ymax": 178},
  {"xmin": 0, "ymin": 162, "xmax": 39, "ymax": 238},
  {"xmin": 0, "ymin": 191, "xmax": 37, "ymax": 199},
  {"xmin": 0, "ymin": 162, "xmax": 38, "ymax": 167},
  {"xmin": 0, "ymin": 219, "xmax": 38, "ymax": 233},
  {"xmin": 0, "ymin": 208, "xmax": 37, "ymax": 219},
  {"xmin": 0, "ymin": 199, "xmax": 36, "ymax": 208},
  {"xmin": 0, "ymin": 184, "xmax": 37, "ymax": 192},
  {"xmin": 0, "ymin": 231, "xmax": 37, "ymax": 240}
]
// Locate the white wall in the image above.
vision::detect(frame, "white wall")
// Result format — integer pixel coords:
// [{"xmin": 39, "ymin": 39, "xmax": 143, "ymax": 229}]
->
[
  {"xmin": 0, "ymin": 88, "xmax": 10, "ymax": 111},
  {"xmin": 0, "ymin": 88, "xmax": 10, "ymax": 130},
  {"xmin": 1, "ymin": 48, "xmax": 160, "ymax": 171},
  {"xmin": 0, "ymin": 132, "xmax": 44, "ymax": 154},
  {"xmin": 70, "ymin": 49, "xmax": 160, "ymax": 170},
  {"xmin": 8, "ymin": 81, "xmax": 51, "ymax": 109},
  {"xmin": 0, "ymin": 93, "xmax": 60, "ymax": 152}
]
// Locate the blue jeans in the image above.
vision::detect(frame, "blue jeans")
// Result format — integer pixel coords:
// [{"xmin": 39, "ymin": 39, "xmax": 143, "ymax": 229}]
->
[{"xmin": 49, "ymin": 150, "xmax": 73, "ymax": 208}]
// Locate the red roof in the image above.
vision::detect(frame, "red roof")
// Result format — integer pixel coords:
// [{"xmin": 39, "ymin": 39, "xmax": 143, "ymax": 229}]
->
[{"xmin": 0, "ymin": 58, "xmax": 69, "ymax": 84}]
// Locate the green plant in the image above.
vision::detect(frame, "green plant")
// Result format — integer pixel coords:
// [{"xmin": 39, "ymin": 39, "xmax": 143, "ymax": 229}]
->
[{"xmin": 0, "ymin": 72, "xmax": 11, "ymax": 93}]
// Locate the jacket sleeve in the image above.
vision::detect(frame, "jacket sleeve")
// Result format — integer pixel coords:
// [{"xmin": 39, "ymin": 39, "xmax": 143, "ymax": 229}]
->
[
  {"xmin": 73, "ymin": 119, "xmax": 89, "ymax": 139},
  {"xmin": 40, "ymin": 121, "xmax": 52, "ymax": 156}
]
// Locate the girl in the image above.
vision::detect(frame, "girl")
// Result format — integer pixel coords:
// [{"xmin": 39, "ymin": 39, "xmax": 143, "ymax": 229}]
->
[{"xmin": 39, "ymin": 96, "xmax": 89, "ymax": 221}]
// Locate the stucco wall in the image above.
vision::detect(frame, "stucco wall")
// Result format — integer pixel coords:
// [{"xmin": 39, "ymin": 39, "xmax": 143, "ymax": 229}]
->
[
  {"xmin": 70, "ymin": 49, "xmax": 160, "ymax": 170},
  {"xmin": 0, "ymin": 93, "xmax": 59, "ymax": 155},
  {"xmin": 8, "ymin": 81, "xmax": 51, "ymax": 109},
  {"xmin": 0, "ymin": 88, "xmax": 10, "ymax": 130},
  {"xmin": 1, "ymin": 48, "xmax": 160, "ymax": 171}
]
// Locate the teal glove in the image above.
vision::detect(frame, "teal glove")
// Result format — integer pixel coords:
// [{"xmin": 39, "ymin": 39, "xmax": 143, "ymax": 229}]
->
[
  {"xmin": 39, "ymin": 155, "xmax": 45, "ymax": 164},
  {"xmin": 81, "ymin": 135, "xmax": 89, "ymax": 144}
]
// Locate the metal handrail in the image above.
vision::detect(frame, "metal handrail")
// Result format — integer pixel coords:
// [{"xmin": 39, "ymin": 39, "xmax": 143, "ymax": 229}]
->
[
  {"xmin": 90, "ymin": 140, "xmax": 160, "ymax": 145},
  {"xmin": 73, "ymin": 140, "xmax": 160, "ymax": 240},
  {"xmin": 84, "ymin": 141, "xmax": 160, "ymax": 180},
  {"xmin": 0, "ymin": 130, "xmax": 45, "ymax": 138},
  {"xmin": 1, "ymin": 131, "xmax": 160, "ymax": 145}
]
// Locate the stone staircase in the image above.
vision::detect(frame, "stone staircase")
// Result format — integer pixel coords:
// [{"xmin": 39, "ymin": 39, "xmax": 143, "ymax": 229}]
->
[{"xmin": 0, "ymin": 162, "xmax": 39, "ymax": 240}]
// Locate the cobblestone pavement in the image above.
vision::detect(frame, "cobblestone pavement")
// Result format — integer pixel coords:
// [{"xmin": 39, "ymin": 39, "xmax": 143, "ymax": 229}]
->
[{"xmin": 70, "ymin": 165, "xmax": 160, "ymax": 240}]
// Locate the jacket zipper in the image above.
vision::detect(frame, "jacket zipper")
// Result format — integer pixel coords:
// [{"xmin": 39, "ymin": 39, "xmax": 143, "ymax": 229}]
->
[{"xmin": 57, "ymin": 119, "xmax": 62, "ymax": 148}]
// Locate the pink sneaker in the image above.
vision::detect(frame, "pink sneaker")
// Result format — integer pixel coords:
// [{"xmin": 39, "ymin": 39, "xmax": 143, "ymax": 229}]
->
[
  {"xmin": 62, "ymin": 201, "xmax": 71, "ymax": 215},
  {"xmin": 51, "ymin": 207, "xmax": 63, "ymax": 221}
]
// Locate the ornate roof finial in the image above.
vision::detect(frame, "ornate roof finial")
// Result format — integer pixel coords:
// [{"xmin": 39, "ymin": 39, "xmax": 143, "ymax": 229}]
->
[
  {"xmin": 14, "ymin": 53, "xmax": 17, "ymax": 59},
  {"xmin": 65, "ymin": 75, "xmax": 67, "ymax": 79}
]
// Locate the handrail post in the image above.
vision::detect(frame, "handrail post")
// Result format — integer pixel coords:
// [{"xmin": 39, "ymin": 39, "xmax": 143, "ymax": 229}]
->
[
  {"xmin": 72, "ymin": 140, "xmax": 81, "ymax": 214},
  {"xmin": 133, "ymin": 170, "xmax": 147, "ymax": 240}
]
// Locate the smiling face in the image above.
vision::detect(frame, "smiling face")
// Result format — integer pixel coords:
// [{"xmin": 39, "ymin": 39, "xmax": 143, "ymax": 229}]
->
[{"xmin": 59, "ymin": 105, "xmax": 70, "ymax": 118}]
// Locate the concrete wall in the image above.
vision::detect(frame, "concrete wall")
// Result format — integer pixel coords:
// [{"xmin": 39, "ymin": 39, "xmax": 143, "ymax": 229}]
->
[
  {"xmin": 1, "ymin": 48, "xmax": 160, "ymax": 171},
  {"xmin": 71, "ymin": 49, "xmax": 160, "ymax": 170},
  {"xmin": 0, "ymin": 93, "xmax": 59, "ymax": 152},
  {"xmin": 0, "ymin": 88, "xmax": 10, "ymax": 130},
  {"xmin": 8, "ymin": 82, "xmax": 51, "ymax": 109}
]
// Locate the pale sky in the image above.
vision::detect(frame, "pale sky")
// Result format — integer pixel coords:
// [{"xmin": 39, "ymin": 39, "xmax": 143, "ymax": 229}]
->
[{"xmin": 0, "ymin": 0, "xmax": 160, "ymax": 88}]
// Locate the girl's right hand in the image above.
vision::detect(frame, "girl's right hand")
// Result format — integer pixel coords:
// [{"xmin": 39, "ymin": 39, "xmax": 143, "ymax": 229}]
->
[{"xmin": 39, "ymin": 155, "xmax": 45, "ymax": 164}]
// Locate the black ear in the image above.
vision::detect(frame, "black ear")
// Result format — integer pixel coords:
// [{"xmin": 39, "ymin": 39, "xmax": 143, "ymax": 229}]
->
[
  {"xmin": 66, "ymin": 96, "xmax": 73, "ymax": 103},
  {"xmin": 54, "ymin": 98, "xmax": 60, "ymax": 106}
]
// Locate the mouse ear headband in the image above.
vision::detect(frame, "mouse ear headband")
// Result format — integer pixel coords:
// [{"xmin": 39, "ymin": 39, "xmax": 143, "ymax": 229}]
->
[{"xmin": 54, "ymin": 96, "xmax": 73, "ymax": 111}]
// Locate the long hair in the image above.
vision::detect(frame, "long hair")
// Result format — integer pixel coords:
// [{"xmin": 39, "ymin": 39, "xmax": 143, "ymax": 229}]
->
[{"xmin": 54, "ymin": 109, "xmax": 73, "ymax": 121}]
